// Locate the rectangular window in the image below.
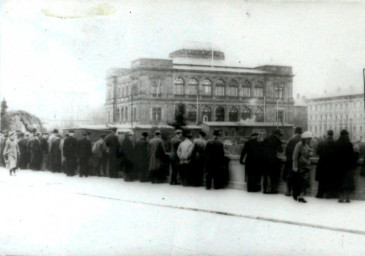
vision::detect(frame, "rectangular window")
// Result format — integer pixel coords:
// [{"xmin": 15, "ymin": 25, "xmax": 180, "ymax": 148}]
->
[
  {"xmin": 189, "ymin": 85, "xmax": 197, "ymax": 95},
  {"xmin": 215, "ymin": 86, "xmax": 224, "ymax": 96},
  {"xmin": 241, "ymin": 87, "xmax": 250, "ymax": 97},
  {"xmin": 152, "ymin": 107, "xmax": 162, "ymax": 122},
  {"xmin": 229, "ymin": 87, "xmax": 238, "ymax": 97},
  {"xmin": 255, "ymin": 87, "xmax": 264, "ymax": 97}
]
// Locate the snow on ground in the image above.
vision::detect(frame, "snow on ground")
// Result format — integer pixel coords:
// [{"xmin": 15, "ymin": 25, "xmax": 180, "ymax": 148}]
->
[{"xmin": 0, "ymin": 168, "xmax": 365, "ymax": 256}]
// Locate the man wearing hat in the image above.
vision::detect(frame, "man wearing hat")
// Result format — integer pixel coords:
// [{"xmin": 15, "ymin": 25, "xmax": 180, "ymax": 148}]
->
[
  {"xmin": 240, "ymin": 132, "xmax": 264, "ymax": 192},
  {"xmin": 204, "ymin": 130, "xmax": 225, "ymax": 189},
  {"xmin": 192, "ymin": 131, "xmax": 207, "ymax": 186},
  {"xmin": 262, "ymin": 129, "xmax": 283, "ymax": 194},
  {"xmin": 63, "ymin": 130, "xmax": 78, "ymax": 176},
  {"xmin": 3, "ymin": 131, "xmax": 20, "ymax": 175},
  {"xmin": 105, "ymin": 127, "xmax": 120, "ymax": 178},
  {"xmin": 77, "ymin": 132, "xmax": 92, "ymax": 177},
  {"xmin": 92, "ymin": 134, "xmax": 107, "ymax": 176},
  {"xmin": 17, "ymin": 132, "xmax": 29, "ymax": 169},
  {"xmin": 177, "ymin": 130, "xmax": 195, "ymax": 186},
  {"xmin": 27, "ymin": 130, "xmax": 42, "ymax": 170},
  {"xmin": 134, "ymin": 132, "xmax": 150, "ymax": 182},
  {"xmin": 283, "ymin": 127, "xmax": 302, "ymax": 196},
  {"xmin": 49, "ymin": 133, "xmax": 62, "ymax": 172},
  {"xmin": 315, "ymin": 129, "xmax": 336, "ymax": 198},
  {"xmin": 169, "ymin": 129, "xmax": 183, "ymax": 185},
  {"xmin": 120, "ymin": 131, "xmax": 135, "ymax": 181},
  {"xmin": 40, "ymin": 132, "xmax": 49, "ymax": 171},
  {"xmin": 148, "ymin": 130, "xmax": 168, "ymax": 183}
]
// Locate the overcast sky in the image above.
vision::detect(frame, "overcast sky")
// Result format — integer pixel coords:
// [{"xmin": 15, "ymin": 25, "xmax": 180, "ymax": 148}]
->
[{"xmin": 1, "ymin": 0, "xmax": 365, "ymax": 120}]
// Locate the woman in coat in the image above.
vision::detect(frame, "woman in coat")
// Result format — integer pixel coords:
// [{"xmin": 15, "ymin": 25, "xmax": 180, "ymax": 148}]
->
[
  {"xmin": 292, "ymin": 131, "xmax": 313, "ymax": 203},
  {"xmin": 3, "ymin": 131, "xmax": 20, "ymax": 175},
  {"xmin": 335, "ymin": 130, "xmax": 358, "ymax": 203}
]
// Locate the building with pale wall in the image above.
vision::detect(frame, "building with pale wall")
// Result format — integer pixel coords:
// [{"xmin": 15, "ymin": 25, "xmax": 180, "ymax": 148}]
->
[
  {"xmin": 307, "ymin": 93, "xmax": 365, "ymax": 140},
  {"xmin": 105, "ymin": 42, "xmax": 295, "ymax": 134}
]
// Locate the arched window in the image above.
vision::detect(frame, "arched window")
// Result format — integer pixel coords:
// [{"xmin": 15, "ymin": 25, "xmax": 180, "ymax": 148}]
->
[
  {"xmin": 229, "ymin": 107, "xmax": 239, "ymax": 121},
  {"xmin": 254, "ymin": 81, "xmax": 264, "ymax": 97},
  {"xmin": 241, "ymin": 80, "xmax": 251, "ymax": 97},
  {"xmin": 202, "ymin": 106, "xmax": 212, "ymax": 122},
  {"xmin": 255, "ymin": 107, "xmax": 264, "ymax": 122},
  {"xmin": 215, "ymin": 106, "xmax": 225, "ymax": 122},
  {"xmin": 174, "ymin": 77, "xmax": 185, "ymax": 95},
  {"xmin": 187, "ymin": 105, "xmax": 197, "ymax": 122},
  {"xmin": 228, "ymin": 80, "xmax": 238, "ymax": 97},
  {"xmin": 202, "ymin": 79, "xmax": 212, "ymax": 95},
  {"xmin": 215, "ymin": 79, "xmax": 225, "ymax": 96},
  {"xmin": 241, "ymin": 106, "xmax": 251, "ymax": 120},
  {"xmin": 188, "ymin": 79, "xmax": 198, "ymax": 95}
]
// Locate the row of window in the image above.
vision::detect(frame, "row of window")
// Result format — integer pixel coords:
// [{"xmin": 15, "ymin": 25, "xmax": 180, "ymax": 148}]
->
[
  {"xmin": 309, "ymin": 101, "xmax": 364, "ymax": 111},
  {"xmin": 309, "ymin": 113, "xmax": 363, "ymax": 121},
  {"xmin": 310, "ymin": 125, "xmax": 363, "ymax": 134},
  {"xmin": 174, "ymin": 78, "xmax": 268, "ymax": 97}
]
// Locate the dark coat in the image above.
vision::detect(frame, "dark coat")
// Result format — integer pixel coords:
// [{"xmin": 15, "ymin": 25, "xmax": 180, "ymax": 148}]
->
[
  {"xmin": 77, "ymin": 137, "xmax": 92, "ymax": 159},
  {"xmin": 49, "ymin": 137, "xmax": 62, "ymax": 171},
  {"xmin": 262, "ymin": 134, "xmax": 283, "ymax": 174},
  {"xmin": 120, "ymin": 137, "xmax": 134, "ymax": 172},
  {"xmin": 205, "ymin": 138, "xmax": 225, "ymax": 171},
  {"xmin": 28, "ymin": 137, "xmax": 42, "ymax": 169},
  {"xmin": 105, "ymin": 133, "xmax": 120, "ymax": 157},
  {"xmin": 148, "ymin": 137, "xmax": 168, "ymax": 173},
  {"xmin": 240, "ymin": 138, "xmax": 263, "ymax": 174},
  {"xmin": 18, "ymin": 138, "xmax": 29, "ymax": 168},
  {"xmin": 170, "ymin": 137, "xmax": 182, "ymax": 161},
  {"xmin": 315, "ymin": 136, "xmax": 336, "ymax": 181},
  {"xmin": 335, "ymin": 136, "xmax": 357, "ymax": 192},
  {"xmin": 283, "ymin": 134, "xmax": 301, "ymax": 180},
  {"xmin": 63, "ymin": 136, "xmax": 78, "ymax": 158},
  {"xmin": 134, "ymin": 138, "xmax": 149, "ymax": 175},
  {"xmin": 40, "ymin": 138, "xmax": 48, "ymax": 153}
]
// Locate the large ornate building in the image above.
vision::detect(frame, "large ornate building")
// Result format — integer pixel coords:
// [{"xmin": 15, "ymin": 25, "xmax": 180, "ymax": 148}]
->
[
  {"xmin": 105, "ymin": 42, "xmax": 295, "ymax": 132},
  {"xmin": 307, "ymin": 93, "xmax": 365, "ymax": 140}
]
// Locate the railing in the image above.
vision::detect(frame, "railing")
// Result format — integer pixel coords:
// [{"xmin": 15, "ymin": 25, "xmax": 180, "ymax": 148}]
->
[{"xmin": 226, "ymin": 155, "xmax": 365, "ymax": 200}]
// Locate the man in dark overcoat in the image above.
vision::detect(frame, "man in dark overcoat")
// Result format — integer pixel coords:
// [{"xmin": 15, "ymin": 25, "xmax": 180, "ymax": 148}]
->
[
  {"xmin": 240, "ymin": 133, "xmax": 263, "ymax": 192},
  {"xmin": 63, "ymin": 130, "xmax": 78, "ymax": 176},
  {"xmin": 40, "ymin": 132, "xmax": 49, "ymax": 171},
  {"xmin": 192, "ymin": 131, "xmax": 207, "ymax": 186},
  {"xmin": 262, "ymin": 129, "xmax": 283, "ymax": 194},
  {"xmin": 134, "ymin": 132, "xmax": 150, "ymax": 182},
  {"xmin": 283, "ymin": 127, "xmax": 302, "ymax": 196},
  {"xmin": 120, "ymin": 131, "xmax": 135, "ymax": 181},
  {"xmin": 49, "ymin": 134, "xmax": 62, "ymax": 172},
  {"xmin": 335, "ymin": 130, "xmax": 357, "ymax": 203},
  {"xmin": 18, "ymin": 133, "xmax": 29, "ymax": 169},
  {"xmin": 148, "ymin": 130, "xmax": 168, "ymax": 183},
  {"xmin": 77, "ymin": 132, "xmax": 92, "ymax": 177},
  {"xmin": 316, "ymin": 130, "xmax": 336, "ymax": 198},
  {"xmin": 28, "ymin": 131, "xmax": 42, "ymax": 170},
  {"xmin": 169, "ymin": 129, "xmax": 182, "ymax": 185},
  {"xmin": 204, "ymin": 130, "xmax": 225, "ymax": 190},
  {"xmin": 105, "ymin": 127, "xmax": 120, "ymax": 178}
]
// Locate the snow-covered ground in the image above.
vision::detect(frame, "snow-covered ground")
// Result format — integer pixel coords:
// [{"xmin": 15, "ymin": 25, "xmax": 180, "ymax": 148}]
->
[{"xmin": 0, "ymin": 168, "xmax": 365, "ymax": 256}]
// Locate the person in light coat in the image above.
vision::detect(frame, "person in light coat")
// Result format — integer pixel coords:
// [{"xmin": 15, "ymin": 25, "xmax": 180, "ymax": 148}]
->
[
  {"xmin": 3, "ymin": 131, "xmax": 20, "ymax": 175},
  {"xmin": 177, "ymin": 130, "xmax": 195, "ymax": 186},
  {"xmin": 292, "ymin": 131, "xmax": 313, "ymax": 203}
]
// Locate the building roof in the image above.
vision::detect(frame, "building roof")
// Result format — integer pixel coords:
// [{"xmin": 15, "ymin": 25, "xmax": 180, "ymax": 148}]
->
[
  {"xmin": 203, "ymin": 121, "xmax": 293, "ymax": 127},
  {"xmin": 176, "ymin": 41, "xmax": 221, "ymax": 52},
  {"xmin": 173, "ymin": 64, "xmax": 269, "ymax": 74},
  {"xmin": 308, "ymin": 92, "xmax": 363, "ymax": 102}
]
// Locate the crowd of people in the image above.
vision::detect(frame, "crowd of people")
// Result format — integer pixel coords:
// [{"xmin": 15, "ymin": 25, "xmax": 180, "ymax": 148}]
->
[
  {"xmin": 0, "ymin": 128, "xmax": 229, "ymax": 189},
  {"xmin": 0, "ymin": 127, "xmax": 362, "ymax": 202},
  {"xmin": 240, "ymin": 127, "xmax": 360, "ymax": 203}
]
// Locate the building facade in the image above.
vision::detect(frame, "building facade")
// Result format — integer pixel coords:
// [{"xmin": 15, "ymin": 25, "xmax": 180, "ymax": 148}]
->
[
  {"xmin": 307, "ymin": 93, "xmax": 365, "ymax": 140},
  {"xmin": 293, "ymin": 95, "xmax": 308, "ymax": 131},
  {"xmin": 105, "ymin": 43, "xmax": 295, "ymax": 130}
]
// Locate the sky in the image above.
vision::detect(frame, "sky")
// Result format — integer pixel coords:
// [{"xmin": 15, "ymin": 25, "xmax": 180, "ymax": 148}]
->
[{"xmin": 1, "ymin": 0, "xmax": 365, "ymax": 121}]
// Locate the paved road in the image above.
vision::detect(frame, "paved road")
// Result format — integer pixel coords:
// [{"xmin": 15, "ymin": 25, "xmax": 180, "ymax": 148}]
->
[{"xmin": 0, "ymin": 170, "xmax": 365, "ymax": 256}]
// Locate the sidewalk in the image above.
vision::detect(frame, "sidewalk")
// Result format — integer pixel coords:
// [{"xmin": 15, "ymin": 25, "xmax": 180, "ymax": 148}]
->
[{"xmin": 1, "ymin": 168, "xmax": 365, "ymax": 236}]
